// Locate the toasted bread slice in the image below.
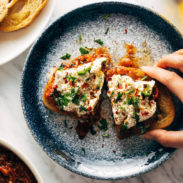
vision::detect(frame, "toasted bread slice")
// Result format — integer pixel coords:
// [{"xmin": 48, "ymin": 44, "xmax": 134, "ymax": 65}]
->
[
  {"xmin": 0, "ymin": 0, "xmax": 48, "ymax": 32},
  {"xmin": 43, "ymin": 47, "xmax": 111, "ymax": 118},
  {"xmin": 106, "ymin": 66, "xmax": 175, "ymax": 139},
  {"xmin": 0, "ymin": 0, "xmax": 13, "ymax": 23}
]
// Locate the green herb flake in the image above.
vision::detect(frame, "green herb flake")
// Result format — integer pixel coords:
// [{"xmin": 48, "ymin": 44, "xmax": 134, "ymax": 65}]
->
[
  {"xmin": 116, "ymin": 93, "xmax": 123, "ymax": 103},
  {"xmin": 66, "ymin": 74, "xmax": 77, "ymax": 83},
  {"xmin": 61, "ymin": 53, "xmax": 71, "ymax": 60},
  {"xmin": 125, "ymin": 89, "xmax": 134, "ymax": 95},
  {"xmin": 90, "ymin": 126, "xmax": 96, "ymax": 135},
  {"xmin": 120, "ymin": 106, "xmax": 126, "ymax": 111},
  {"xmin": 77, "ymin": 67, "xmax": 91, "ymax": 76},
  {"xmin": 81, "ymin": 94, "xmax": 87, "ymax": 102},
  {"xmin": 133, "ymin": 97, "xmax": 140, "ymax": 108},
  {"xmin": 71, "ymin": 87, "xmax": 80, "ymax": 105},
  {"xmin": 133, "ymin": 109, "xmax": 140, "ymax": 123},
  {"xmin": 121, "ymin": 123, "xmax": 128, "ymax": 131},
  {"xmin": 98, "ymin": 118, "xmax": 108, "ymax": 131},
  {"xmin": 59, "ymin": 63, "xmax": 65, "ymax": 71},
  {"xmin": 85, "ymin": 77, "xmax": 90, "ymax": 82},
  {"xmin": 55, "ymin": 95, "xmax": 70, "ymax": 110},
  {"xmin": 121, "ymin": 153, "xmax": 127, "ymax": 157},
  {"xmin": 79, "ymin": 47, "xmax": 89, "ymax": 55},
  {"xmin": 79, "ymin": 34, "xmax": 82, "ymax": 42},
  {"xmin": 81, "ymin": 147, "xmax": 86, "ymax": 154},
  {"xmin": 105, "ymin": 27, "xmax": 109, "ymax": 35},
  {"xmin": 102, "ymin": 134, "xmax": 110, "ymax": 138},
  {"xmin": 141, "ymin": 75, "xmax": 148, "ymax": 81},
  {"xmin": 126, "ymin": 96, "xmax": 130, "ymax": 104},
  {"xmin": 141, "ymin": 91, "xmax": 151, "ymax": 98},
  {"xmin": 110, "ymin": 91, "xmax": 114, "ymax": 98},
  {"xmin": 64, "ymin": 120, "xmax": 67, "ymax": 128},
  {"xmin": 104, "ymin": 13, "xmax": 110, "ymax": 19},
  {"xmin": 94, "ymin": 39, "xmax": 104, "ymax": 46},
  {"xmin": 79, "ymin": 105, "xmax": 88, "ymax": 112}
]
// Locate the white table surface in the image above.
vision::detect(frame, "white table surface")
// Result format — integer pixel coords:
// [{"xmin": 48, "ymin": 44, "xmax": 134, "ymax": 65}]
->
[{"xmin": 0, "ymin": 0, "xmax": 183, "ymax": 182}]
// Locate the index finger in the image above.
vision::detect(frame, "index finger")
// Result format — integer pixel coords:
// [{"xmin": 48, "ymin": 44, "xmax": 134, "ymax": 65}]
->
[
  {"xmin": 142, "ymin": 129, "xmax": 183, "ymax": 148},
  {"xmin": 156, "ymin": 54, "xmax": 183, "ymax": 72},
  {"xmin": 141, "ymin": 66, "xmax": 183, "ymax": 102}
]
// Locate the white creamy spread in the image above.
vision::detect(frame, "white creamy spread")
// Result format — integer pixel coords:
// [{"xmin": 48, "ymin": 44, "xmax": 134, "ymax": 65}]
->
[
  {"xmin": 107, "ymin": 75, "xmax": 156, "ymax": 129},
  {"xmin": 53, "ymin": 57, "xmax": 106, "ymax": 116}
]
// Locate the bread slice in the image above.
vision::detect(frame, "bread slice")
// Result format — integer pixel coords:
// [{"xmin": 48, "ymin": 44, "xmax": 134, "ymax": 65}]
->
[
  {"xmin": 43, "ymin": 48, "xmax": 111, "ymax": 138},
  {"xmin": 0, "ymin": 0, "xmax": 48, "ymax": 32},
  {"xmin": 0, "ymin": 1, "xmax": 8, "ymax": 23},
  {"xmin": 106, "ymin": 66, "xmax": 175, "ymax": 139}
]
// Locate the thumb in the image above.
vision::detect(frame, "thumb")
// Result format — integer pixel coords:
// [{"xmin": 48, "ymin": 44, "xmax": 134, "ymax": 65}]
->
[{"xmin": 142, "ymin": 129, "xmax": 183, "ymax": 148}]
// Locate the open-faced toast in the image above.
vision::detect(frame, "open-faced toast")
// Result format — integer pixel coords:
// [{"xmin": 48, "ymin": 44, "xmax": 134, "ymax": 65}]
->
[
  {"xmin": 106, "ymin": 66, "xmax": 175, "ymax": 139},
  {"xmin": 0, "ymin": 0, "xmax": 48, "ymax": 32},
  {"xmin": 43, "ymin": 48, "xmax": 111, "ymax": 139}
]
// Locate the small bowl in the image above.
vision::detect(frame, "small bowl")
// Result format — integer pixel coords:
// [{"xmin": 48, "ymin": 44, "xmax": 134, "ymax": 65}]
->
[{"xmin": 0, "ymin": 139, "xmax": 43, "ymax": 183}]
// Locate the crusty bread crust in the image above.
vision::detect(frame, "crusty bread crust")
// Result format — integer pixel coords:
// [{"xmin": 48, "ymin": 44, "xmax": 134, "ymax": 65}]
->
[
  {"xmin": 107, "ymin": 66, "xmax": 175, "ymax": 139},
  {"xmin": 0, "ymin": 0, "xmax": 48, "ymax": 32},
  {"xmin": 0, "ymin": 0, "xmax": 9, "ymax": 23}
]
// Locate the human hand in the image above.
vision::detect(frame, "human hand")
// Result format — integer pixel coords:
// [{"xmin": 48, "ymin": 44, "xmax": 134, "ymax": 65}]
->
[{"xmin": 141, "ymin": 49, "xmax": 183, "ymax": 148}]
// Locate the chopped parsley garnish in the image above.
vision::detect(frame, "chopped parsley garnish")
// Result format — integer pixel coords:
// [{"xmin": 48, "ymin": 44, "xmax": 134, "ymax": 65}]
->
[
  {"xmin": 64, "ymin": 120, "xmax": 68, "ymax": 128},
  {"xmin": 81, "ymin": 94, "xmax": 87, "ymax": 102},
  {"xmin": 96, "ymin": 84, "xmax": 100, "ymax": 90},
  {"xmin": 81, "ymin": 147, "xmax": 86, "ymax": 154},
  {"xmin": 79, "ymin": 105, "xmax": 88, "ymax": 112},
  {"xmin": 79, "ymin": 34, "xmax": 82, "ymax": 42},
  {"xmin": 105, "ymin": 27, "xmax": 109, "ymax": 35},
  {"xmin": 126, "ymin": 96, "xmax": 130, "ymax": 104},
  {"xmin": 141, "ymin": 75, "xmax": 148, "ymax": 81},
  {"xmin": 141, "ymin": 91, "xmax": 151, "ymax": 97},
  {"xmin": 116, "ymin": 93, "xmax": 123, "ymax": 103},
  {"xmin": 55, "ymin": 95, "xmax": 70, "ymax": 110},
  {"xmin": 120, "ymin": 106, "xmax": 126, "ymax": 111},
  {"xmin": 85, "ymin": 77, "xmax": 90, "ymax": 82},
  {"xmin": 126, "ymin": 96, "xmax": 138, "ymax": 106},
  {"xmin": 59, "ymin": 63, "xmax": 65, "ymax": 71},
  {"xmin": 133, "ymin": 97, "xmax": 140, "ymax": 108},
  {"xmin": 79, "ymin": 47, "xmax": 89, "ymax": 55},
  {"xmin": 102, "ymin": 134, "xmax": 110, "ymax": 138},
  {"xmin": 133, "ymin": 109, "xmax": 140, "ymax": 123},
  {"xmin": 121, "ymin": 123, "xmax": 128, "ymax": 131},
  {"xmin": 94, "ymin": 39, "xmax": 104, "ymax": 46},
  {"xmin": 104, "ymin": 13, "xmax": 110, "ymax": 19},
  {"xmin": 121, "ymin": 153, "xmax": 127, "ymax": 157},
  {"xmin": 98, "ymin": 118, "xmax": 108, "ymax": 131},
  {"xmin": 61, "ymin": 53, "xmax": 71, "ymax": 60},
  {"xmin": 125, "ymin": 89, "xmax": 134, "ymax": 95},
  {"xmin": 66, "ymin": 74, "xmax": 77, "ymax": 83},
  {"xmin": 71, "ymin": 87, "xmax": 80, "ymax": 105},
  {"xmin": 110, "ymin": 91, "xmax": 114, "ymax": 98},
  {"xmin": 77, "ymin": 67, "xmax": 91, "ymax": 76},
  {"xmin": 90, "ymin": 126, "xmax": 96, "ymax": 135}
]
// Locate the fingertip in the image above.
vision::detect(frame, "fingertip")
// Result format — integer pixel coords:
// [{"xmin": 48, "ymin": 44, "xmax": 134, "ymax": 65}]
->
[{"xmin": 141, "ymin": 129, "xmax": 166, "ymax": 140}]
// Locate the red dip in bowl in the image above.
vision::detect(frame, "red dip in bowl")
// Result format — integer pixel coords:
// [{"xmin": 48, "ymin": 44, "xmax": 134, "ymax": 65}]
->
[{"xmin": 0, "ymin": 146, "xmax": 37, "ymax": 183}]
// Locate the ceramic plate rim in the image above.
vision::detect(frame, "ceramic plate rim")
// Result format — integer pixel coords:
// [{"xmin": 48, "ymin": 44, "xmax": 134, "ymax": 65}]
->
[{"xmin": 21, "ymin": 1, "xmax": 183, "ymax": 180}]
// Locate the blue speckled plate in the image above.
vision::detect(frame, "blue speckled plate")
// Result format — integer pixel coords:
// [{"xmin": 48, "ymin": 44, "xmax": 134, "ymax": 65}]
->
[{"xmin": 21, "ymin": 2, "xmax": 183, "ymax": 180}]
